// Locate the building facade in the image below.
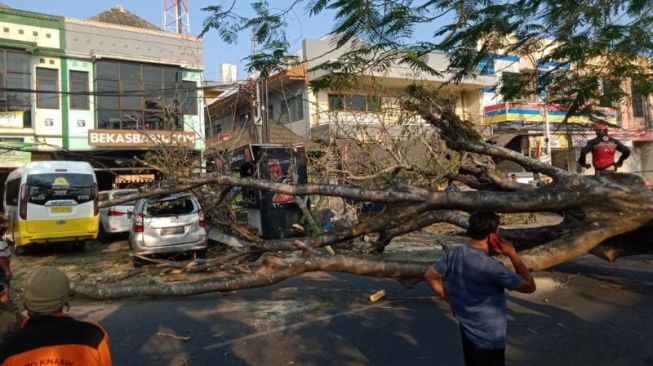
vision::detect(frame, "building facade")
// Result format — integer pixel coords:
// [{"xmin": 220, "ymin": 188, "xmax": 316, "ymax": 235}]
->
[
  {"xmin": 205, "ymin": 36, "xmax": 495, "ymax": 156},
  {"xmin": 0, "ymin": 5, "xmax": 204, "ymax": 190},
  {"xmin": 480, "ymin": 49, "xmax": 653, "ymax": 178}
]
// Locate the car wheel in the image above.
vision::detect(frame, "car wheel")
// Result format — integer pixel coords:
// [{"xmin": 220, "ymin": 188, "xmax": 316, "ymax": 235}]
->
[
  {"xmin": 98, "ymin": 225, "xmax": 110, "ymax": 244},
  {"xmin": 132, "ymin": 255, "xmax": 145, "ymax": 268}
]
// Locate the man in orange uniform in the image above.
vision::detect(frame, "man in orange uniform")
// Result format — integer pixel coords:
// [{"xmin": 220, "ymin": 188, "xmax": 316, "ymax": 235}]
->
[{"xmin": 0, "ymin": 267, "xmax": 112, "ymax": 365}]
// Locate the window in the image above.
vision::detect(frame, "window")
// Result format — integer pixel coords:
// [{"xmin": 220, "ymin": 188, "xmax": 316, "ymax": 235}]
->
[
  {"xmin": 95, "ymin": 61, "xmax": 184, "ymax": 130},
  {"xmin": 328, "ymin": 94, "xmax": 380, "ymax": 112},
  {"xmin": 180, "ymin": 80, "xmax": 197, "ymax": 115},
  {"xmin": 633, "ymin": 94, "xmax": 645, "ymax": 118},
  {"xmin": 36, "ymin": 68, "xmax": 59, "ymax": 109},
  {"xmin": 0, "ymin": 49, "xmax": 31, "ymax": 127},
  {"xmin": 5, "ymin": 178, "xmax": 20, "ymax": 206},
  {"xmin": 69, "ymin": 71, "xmax": 89, "ymax": 110},
  {"xmin": 328, "ymin": 94, "xmax": 344, "ymax": 110},
  {"xmin": 281, "ymin": 95, "xmax": 303, "ymax": 122}
]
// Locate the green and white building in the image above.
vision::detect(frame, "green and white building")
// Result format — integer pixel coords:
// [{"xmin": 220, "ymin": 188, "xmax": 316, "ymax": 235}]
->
[{"xmin": 0, "ymin": 5, "xmax": 204, "ymax": 189}]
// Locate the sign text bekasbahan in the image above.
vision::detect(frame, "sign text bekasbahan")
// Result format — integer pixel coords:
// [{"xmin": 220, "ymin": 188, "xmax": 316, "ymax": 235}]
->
[{"xmin": 88, "ymin": 129, "xmax": 196, "ymax": 147}]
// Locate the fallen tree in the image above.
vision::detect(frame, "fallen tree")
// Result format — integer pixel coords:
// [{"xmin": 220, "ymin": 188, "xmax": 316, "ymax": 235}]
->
[
  {"xmin": 69, "ymin": 0, "xmax": 653, "ymax": 299},
  {"xmin": 83, "ymin": 88, "xmax": 653, "ymax": 299}
]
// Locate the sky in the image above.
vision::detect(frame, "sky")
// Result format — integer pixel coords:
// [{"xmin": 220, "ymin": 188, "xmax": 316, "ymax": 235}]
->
[{"xmin": 3, "ymin": 0, "xmax": 338, "ymax": 81}]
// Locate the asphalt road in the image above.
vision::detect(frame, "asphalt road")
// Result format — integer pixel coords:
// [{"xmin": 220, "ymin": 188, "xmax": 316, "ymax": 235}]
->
[{"xmin": 69, "ymin": 256, "xmax": 653, "ymax": 366}]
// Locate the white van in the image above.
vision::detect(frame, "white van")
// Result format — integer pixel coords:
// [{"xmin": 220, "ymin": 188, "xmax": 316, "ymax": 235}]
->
[{"xmin": 3, "ymin": 161, "xmax": 99, "ymax": 248}]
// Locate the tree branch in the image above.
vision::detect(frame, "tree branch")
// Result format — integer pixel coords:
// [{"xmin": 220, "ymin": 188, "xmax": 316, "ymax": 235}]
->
[{"xmin": 72, "ymin": 255, "xmax": 428, "ymax": 300}]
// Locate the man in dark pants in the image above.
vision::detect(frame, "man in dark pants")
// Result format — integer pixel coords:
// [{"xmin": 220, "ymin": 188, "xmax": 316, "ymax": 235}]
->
[
  {"xmin": 425, "ymin": 211, "xmax": 536, "ymax": 366},
  {"xmin": 578, "ymin": 121, "xmax": 630, "ymax": 172}
]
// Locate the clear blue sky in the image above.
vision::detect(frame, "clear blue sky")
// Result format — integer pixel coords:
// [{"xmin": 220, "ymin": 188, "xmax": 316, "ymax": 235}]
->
[
  {"xmin": 4, "ymin": 1, "xmax": 443, "ymax": 81},
  {"xmin": 3, "ymin": 0, "xmax": 337, "ymax": 81}
]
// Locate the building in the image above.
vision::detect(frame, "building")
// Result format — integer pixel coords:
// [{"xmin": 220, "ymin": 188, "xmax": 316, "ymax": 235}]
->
[
  {"xmin": 0, "ymin": 5, "xmax": 204, "ymax": 190},
  {"xmin": 204, "ymin": 36, "xmax": 495, "ymax": 170},
  {"xmin": 480, "ymin": 49, "xmax": 653, "ymax": 178}
]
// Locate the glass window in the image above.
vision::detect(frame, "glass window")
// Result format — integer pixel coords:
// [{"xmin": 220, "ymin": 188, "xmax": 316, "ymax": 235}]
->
[
  {"xmin": 180, "ymin": 80, "xmax": 197, "ymax": 115},
  {"xmin": 97, "ymin": 110, "xmax": 121, "ymax": 129},
  {"xmin": 70, "ymin": 71, "xmax": 89, "ymax": 110},
  {"xmin": 0, "ymin": 49, "xmax": 32, "ymax": 127},
  {"xmin": 633, "ymin": 94, "xmax": 645, "ymax": 118},
  {"xmin": 95, "ymin": 61, "xmax": 183, "ymax": 130},
  {"xmin": 328, "ymin": 94, "xmax": 344, "ymax": 110},
  {"xmin": 96, "ymin": 80, "xmax": 120, "ymax": 110},
  {"xmin": 121, "ymin": 79, "xmax": 142, "ymax": 110},
  {"xmin": 6, "ymin": 52, "xmax": 29, "ymax": 73},
  {"xmin": 367, "ymin": 96, "xmax": 381, "ymax": 112},
  {"xmin": 5, "ymin": 178, "xmax": 20, "ymax": 206},
  {"xmin": 144, "ymin": 111, "xmax": 163, "ymax": 130},
  {"xmin": 96, "ymin": 61, "xmax": 119, "ymax": 80},
  {"xmin": 121, "ymin": 111, "xmax": 142, "ymax": 129},
  {"xmin": 346, "ymin": 95, "xmax": 366, "ymax": 111},
  {"xmin": 36, "ymin": 68, "xmax": 59, "ymax": 109}
]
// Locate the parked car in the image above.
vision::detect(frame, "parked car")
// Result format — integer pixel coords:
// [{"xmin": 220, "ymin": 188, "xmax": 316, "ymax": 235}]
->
[
  {"xmin": 98, "ymin": 189, "xmax": 138, "ymax": 243},
  {"xmin": 128, "ymin": 193, "xmax": 207, "ymax": 267}
]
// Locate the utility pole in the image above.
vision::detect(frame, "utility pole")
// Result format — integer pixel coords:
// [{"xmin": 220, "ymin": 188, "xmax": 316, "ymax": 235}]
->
[{"xmin": 250, "ymin": 33, "xmax": 263, "ymax": 143}]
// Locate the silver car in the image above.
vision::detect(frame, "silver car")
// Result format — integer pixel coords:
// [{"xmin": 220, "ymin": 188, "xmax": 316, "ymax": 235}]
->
[
  {"xmin": 98, "ymin": 189, "xmax": 138, "ymax": 243},
  {"xmin": 128, "ymin": 193, "xmax": 207, "ymax": 267}
]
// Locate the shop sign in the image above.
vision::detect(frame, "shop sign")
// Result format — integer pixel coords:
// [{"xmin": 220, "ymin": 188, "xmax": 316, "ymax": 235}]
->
[
  {"xmin": 0, "ymin": 139, "xmax": 31, "ymax": 167},
  {"xmin": 88, "ymin": 129, "xmax": 196, "ymax": 147},
  {"xmin": 0, "ymin": 111, "xmax": 23, "ymax": 128}
]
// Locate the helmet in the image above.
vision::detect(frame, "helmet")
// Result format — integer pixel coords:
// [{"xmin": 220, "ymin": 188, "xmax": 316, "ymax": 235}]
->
[{"xmin": 23, "ymin": 267, "xmax": 70, "ymax": 314}]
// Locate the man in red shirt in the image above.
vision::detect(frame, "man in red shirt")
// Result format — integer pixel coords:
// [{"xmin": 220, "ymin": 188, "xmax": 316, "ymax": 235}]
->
[{"xmin": 578, "ymin": 121, "xmax": 630, "ymax": 171}]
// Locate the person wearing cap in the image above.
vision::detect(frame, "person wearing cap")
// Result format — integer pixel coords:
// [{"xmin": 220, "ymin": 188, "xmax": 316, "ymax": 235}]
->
[
  {"xmin": 0, "ymin": 267, "xmax": 112, "ymax": 366},
  {"xmin": 578, "ymin": 121, "xmax": 630, "ymax": 172}
]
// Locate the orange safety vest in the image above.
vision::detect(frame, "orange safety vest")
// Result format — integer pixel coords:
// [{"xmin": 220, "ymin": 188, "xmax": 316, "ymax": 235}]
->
[{"xmin": 0, "ymin": 314, "xmax": 112, "ymax": 366}]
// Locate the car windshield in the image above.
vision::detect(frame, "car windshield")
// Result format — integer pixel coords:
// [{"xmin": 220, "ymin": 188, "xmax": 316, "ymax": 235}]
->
[{"xmin": 147, "ymin": 197, "xmax": 194, "ymax": 217}]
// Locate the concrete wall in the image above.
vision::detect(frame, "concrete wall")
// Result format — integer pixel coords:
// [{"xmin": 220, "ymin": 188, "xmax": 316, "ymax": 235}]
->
[
  {"xmin": 65, "ymin": 18, "xmax": 203, "ymax": 69},
  {"xmin": 302, "ymin": 36, "xmax": 496, "ymax": 86}
]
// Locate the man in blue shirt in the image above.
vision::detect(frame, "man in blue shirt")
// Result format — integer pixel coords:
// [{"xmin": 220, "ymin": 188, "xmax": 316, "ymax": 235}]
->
[{"xmin": 425, "ymin": 211, "xmax": 536, "ymax": 366}]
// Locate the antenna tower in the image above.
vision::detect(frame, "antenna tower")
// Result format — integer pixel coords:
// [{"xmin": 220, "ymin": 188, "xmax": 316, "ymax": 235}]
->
[{"xmin": 163, "ymin": 0, "xmax": 190, "ymax": 34}]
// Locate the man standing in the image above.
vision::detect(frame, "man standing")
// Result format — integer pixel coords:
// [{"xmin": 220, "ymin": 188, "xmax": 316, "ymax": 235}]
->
[
  {"xmin": 425, "ymin": 211, "xmax": 536, "ymax": 366},
  {"xmin": 0, "ymin": 267, "xmax": 112, "ymax": 365},
  {"xmin": 578, "ymin": 121, "xmax": 630, "ymax": 172}
]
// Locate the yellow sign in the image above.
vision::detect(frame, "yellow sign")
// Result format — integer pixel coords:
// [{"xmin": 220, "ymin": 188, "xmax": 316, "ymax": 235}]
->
[
  {"xmin": 0, "ymin": 111, "xmax": 24, "ymax": 128},
  {"xmin": 50, "ymin": 206, "xmax": 72, "ymax": 214}
]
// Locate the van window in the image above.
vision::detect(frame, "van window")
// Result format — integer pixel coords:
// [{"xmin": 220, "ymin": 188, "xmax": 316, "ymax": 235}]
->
[
  {"xmin": 26, "ymin": 173, "xmax": 95, "ymax": 205},
  {"xmin": 146, "ymin": 197, "xmax": 194, "ymax": 217},
  {"xmin": 5, "ymin": 178, "xmax": 20, "ymax": 206}
]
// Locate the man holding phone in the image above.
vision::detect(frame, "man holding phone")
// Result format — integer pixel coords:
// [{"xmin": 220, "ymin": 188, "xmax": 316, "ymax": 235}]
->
[{"xmin": 425, "ymin": 211, "xmax": 536, "ymax": 366}]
